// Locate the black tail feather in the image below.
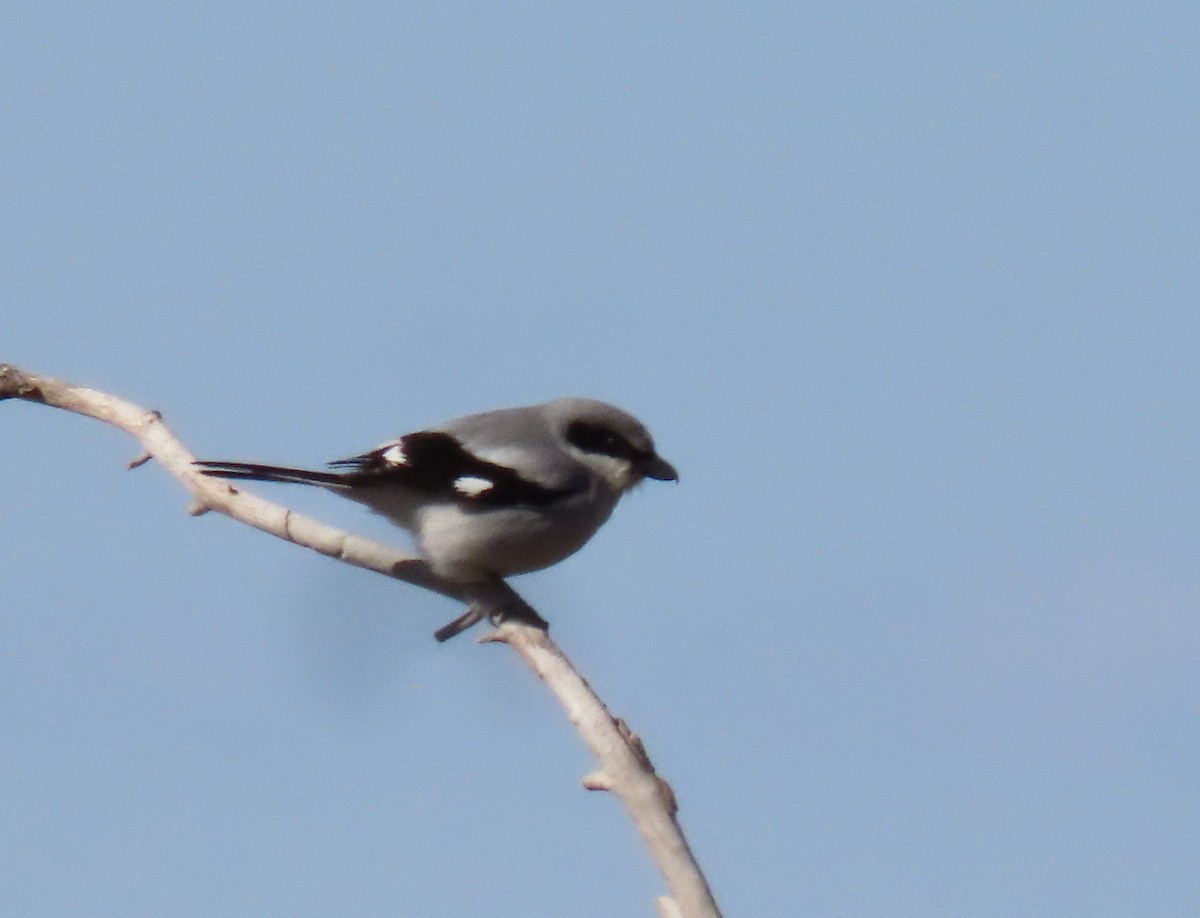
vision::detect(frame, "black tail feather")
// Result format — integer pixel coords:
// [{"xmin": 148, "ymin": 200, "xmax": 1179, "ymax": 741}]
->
[{"xmin": 194, "ymin": 460, "xmax": 347, "ymax": 487}]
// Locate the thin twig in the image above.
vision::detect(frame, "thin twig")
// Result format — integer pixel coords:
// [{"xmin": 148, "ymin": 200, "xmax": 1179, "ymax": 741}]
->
[{"xmin": 1, "ymin": 363, "xmax": 722, "ymax": 918}]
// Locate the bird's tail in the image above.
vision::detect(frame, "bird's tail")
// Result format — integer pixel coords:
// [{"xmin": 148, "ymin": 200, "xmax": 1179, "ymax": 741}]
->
[{"xmin": 194, "ymin": 460, "xmax": 348, "ymax": 488}]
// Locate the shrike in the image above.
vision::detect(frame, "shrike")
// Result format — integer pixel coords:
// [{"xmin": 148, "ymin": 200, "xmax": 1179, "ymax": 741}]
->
[{"xmin": 195, "ymin": 398, "xmax": 677, "ymax": 637}]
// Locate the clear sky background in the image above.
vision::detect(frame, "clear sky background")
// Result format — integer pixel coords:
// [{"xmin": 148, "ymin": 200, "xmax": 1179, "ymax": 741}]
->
[{"xmin": 3, "ymin": 4, "xmax": 1198, "ymax": 916}]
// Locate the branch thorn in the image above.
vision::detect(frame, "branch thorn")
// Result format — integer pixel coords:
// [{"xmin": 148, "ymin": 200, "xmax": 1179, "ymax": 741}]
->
[{"xmin": 582, "ymin": 770, "xmax": 614, "ymax": 791}]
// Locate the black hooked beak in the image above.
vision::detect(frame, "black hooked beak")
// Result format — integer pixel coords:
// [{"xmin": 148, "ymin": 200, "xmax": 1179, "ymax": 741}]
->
[{"xmin": 643, "ymin": 453, "xmax": 679, "ymax": 482}]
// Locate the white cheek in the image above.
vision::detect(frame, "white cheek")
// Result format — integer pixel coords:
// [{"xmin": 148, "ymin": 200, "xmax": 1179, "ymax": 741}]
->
[
  {"xmin": 453, "ymin": 475, "xmax": 494, "ymax": 497},
  {"xmin": 574, "ymin": 454, "xmax": 634, "ymax": 493}
]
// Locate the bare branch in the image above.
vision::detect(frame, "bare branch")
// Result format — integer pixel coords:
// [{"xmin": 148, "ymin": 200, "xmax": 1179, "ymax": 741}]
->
[
  {"xmin": 2, "ymin": 363, "xmax": 722, "ymax": 918},
  {"xmin": 0, "ymin": 364, "xmax": 521, "ymax": 619},
  {"xmin": 485, "ymin": 622, "xmax": 721, "ymax": 917}
]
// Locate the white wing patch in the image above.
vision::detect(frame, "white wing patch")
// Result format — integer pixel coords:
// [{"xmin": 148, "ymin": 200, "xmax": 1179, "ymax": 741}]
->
[
  {"xmin": 381, "ymin": 443, "xmax": 407, "ymax": 465},
  {"xmin": 453, "ymin": 475, "xmax": 494, "ymax": 497}
]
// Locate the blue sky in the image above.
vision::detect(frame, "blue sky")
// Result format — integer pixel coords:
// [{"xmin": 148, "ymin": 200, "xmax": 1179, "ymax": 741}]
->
[{"xmin": 3, "ymin": 3, "xmax": 1198, "ymax": 916}]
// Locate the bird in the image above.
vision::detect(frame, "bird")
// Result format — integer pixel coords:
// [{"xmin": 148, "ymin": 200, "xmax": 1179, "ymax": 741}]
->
[{"xmin": 195, "ymin": 398, "xmax": 677, "ymax": 637}]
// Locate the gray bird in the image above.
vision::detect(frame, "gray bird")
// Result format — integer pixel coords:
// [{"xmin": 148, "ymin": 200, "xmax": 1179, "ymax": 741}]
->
[{"xmin": 196, "ymin": 398, "xmax": 677, "ymax": 637}]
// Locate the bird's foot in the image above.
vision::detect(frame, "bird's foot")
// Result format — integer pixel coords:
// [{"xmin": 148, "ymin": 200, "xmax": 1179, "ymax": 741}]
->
[{"xmin": 433, "ymin": 598, "xmax": 549, "ymax": 642}]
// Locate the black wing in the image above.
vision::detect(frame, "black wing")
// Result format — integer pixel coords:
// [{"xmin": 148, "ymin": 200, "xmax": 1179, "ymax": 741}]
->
[{"xmin": 328, "ymin": 431, "xmax": 584, "ymax": 507}]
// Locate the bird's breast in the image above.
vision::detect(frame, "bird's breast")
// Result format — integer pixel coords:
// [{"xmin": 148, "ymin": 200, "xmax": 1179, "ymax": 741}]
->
[{"xmin": 416, "ymin": 493, "xmax": 619, "ymax": 581}]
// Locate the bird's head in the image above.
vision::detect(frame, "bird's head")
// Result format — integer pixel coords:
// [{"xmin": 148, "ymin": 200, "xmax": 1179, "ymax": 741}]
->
[{"xmin": 545, "ymin": 398, "xmax": 678, "ymax": 494}]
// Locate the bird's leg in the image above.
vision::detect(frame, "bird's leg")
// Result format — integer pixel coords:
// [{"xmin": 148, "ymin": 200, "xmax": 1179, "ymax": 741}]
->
[
  {"xmin": 433, "ymin": 604, "xmax": 488, "ymax": 642},
  {"xmin": 488, "ymin": 597, "xmax": 549, "ymax": 632},
  {"xmin": 433, "ymin": 593, "xmax": 549, "ymax": 642}
]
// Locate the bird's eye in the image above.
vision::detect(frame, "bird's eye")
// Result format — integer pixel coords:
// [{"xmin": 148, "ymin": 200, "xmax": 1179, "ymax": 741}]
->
[{"xmin": 566, "ymin": 421, "xmax": 633, "ymax": 460}]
